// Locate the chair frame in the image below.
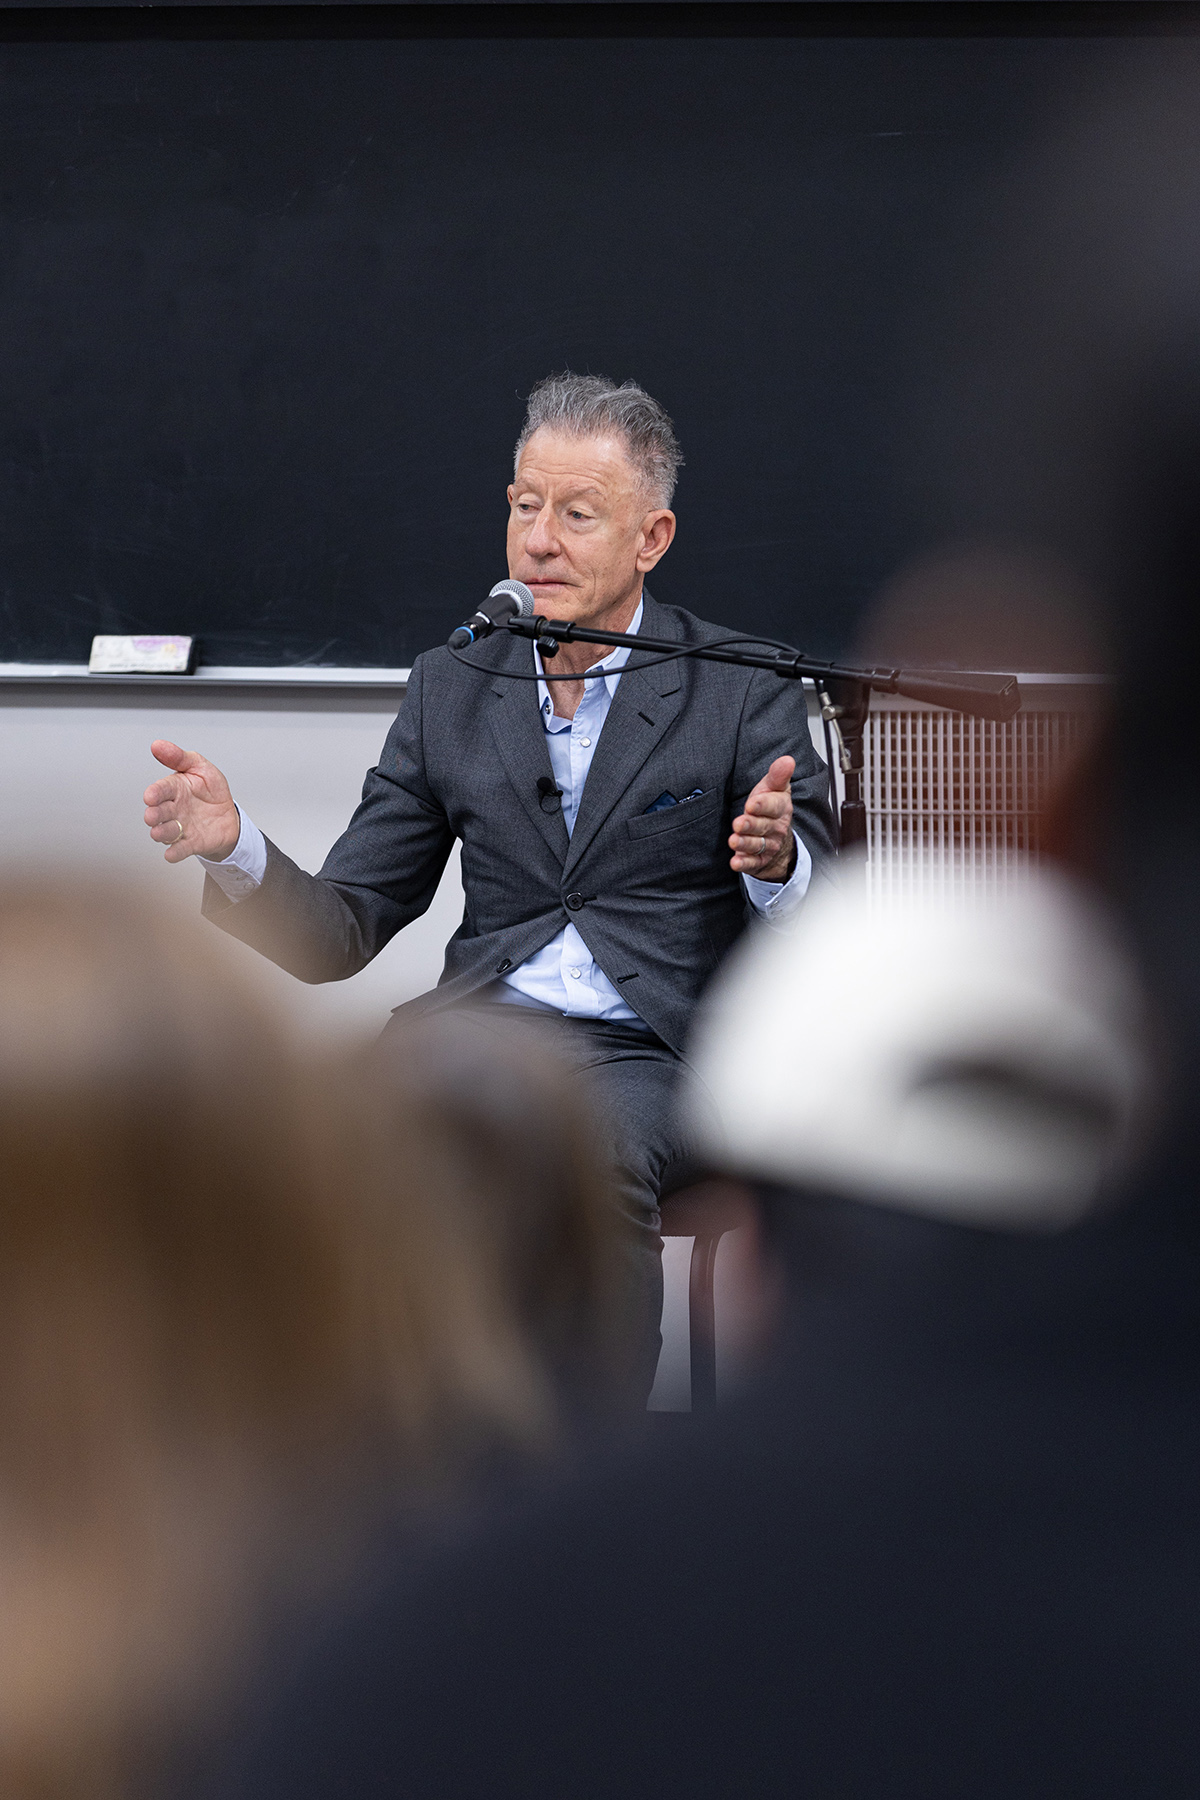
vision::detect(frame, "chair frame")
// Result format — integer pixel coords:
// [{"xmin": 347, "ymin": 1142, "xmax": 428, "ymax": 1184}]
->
[{"xmin": 659, "ymin": 1182, "xmax": 752, "ymax": 1414}]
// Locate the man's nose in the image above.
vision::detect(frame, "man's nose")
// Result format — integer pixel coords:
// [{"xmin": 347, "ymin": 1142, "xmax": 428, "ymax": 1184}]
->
[{"xmin": 524, "ymin": 505, "xmax": 561, "ymax": 558}]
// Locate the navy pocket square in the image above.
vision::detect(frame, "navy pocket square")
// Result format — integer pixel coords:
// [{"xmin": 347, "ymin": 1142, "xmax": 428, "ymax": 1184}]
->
[{"xmin": 644, "ymin": 789, "xmax": 704, "ymax": 814}]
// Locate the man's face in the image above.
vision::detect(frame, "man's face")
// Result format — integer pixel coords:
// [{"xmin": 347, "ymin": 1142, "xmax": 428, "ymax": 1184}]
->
[{"xmin": 506, "ymin": 429, "xmax": 675, "ymax": 627}]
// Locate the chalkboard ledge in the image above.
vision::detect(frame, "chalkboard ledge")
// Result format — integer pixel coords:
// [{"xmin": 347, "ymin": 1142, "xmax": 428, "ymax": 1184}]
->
[
  {"xmin": 1, "ymin": 664, "xmax": 1104, "ymax": 706},
  {"xmin": 0, "ymin": 663, "xmax": 411, "ymax": 689}
]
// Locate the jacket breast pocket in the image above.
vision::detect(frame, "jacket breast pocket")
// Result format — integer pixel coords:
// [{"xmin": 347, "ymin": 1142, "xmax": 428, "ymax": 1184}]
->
[{"xmin": 626, "ymin": 786, "xmax": 723, "ymax": 840}]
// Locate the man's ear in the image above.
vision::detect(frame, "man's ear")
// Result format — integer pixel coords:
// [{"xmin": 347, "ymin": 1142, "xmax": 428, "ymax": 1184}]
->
[{"xmin": 635, "ymin": 510, "xmax": 676, "ymax": 572}]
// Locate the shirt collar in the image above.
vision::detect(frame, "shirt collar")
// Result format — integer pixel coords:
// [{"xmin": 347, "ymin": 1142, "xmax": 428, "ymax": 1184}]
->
[{"xmin": 536, "ymin": 596, "xmax": 643, "ymax": 722}]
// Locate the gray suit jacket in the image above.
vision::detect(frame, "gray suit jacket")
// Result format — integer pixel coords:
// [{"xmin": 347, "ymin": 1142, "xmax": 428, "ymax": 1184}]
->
[{"xmin": 202, "ymin": 593, "xmax": 837, "ymax": 1054}]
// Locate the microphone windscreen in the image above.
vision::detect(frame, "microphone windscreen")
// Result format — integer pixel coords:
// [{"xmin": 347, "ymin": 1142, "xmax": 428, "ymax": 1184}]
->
[{"xmin": 487, "ymin": 579, "xmax": 535, "ymax": 619}]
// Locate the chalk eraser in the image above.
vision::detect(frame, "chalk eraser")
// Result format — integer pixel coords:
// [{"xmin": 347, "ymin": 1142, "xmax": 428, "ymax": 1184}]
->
[{"xmin": 89, "ymin": 635, "xmax": 195, "ymax": 675}]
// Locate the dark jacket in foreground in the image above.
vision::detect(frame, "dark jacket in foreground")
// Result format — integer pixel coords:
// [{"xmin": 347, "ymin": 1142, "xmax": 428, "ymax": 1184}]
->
[
  {"xmin": 202, "ymin": 1178, "xmax": 1200, "ymax": 1800},
  {"xmin": 202, "ymin": 593, "xmax": 836, "ymax": 1052}
]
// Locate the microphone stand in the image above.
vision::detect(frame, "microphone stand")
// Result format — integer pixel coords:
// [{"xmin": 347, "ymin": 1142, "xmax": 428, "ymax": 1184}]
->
[
  {"xmin": 819, "ymin": 675, "xmax": 872, "ymax": 851},
  {"xmin": 499, "ymin": 615, "xmax": 1021, "ymax": 850}
]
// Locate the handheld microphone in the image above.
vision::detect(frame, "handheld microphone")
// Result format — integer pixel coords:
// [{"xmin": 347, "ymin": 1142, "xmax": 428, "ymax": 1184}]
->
[{"xmin": 448, "ymin": 580, "xmax": 535, "ymax": 649}]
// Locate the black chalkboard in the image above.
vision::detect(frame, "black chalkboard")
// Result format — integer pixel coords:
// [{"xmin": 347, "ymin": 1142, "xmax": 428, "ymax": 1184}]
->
[{"xmin": 0, "ymin": 8, "xmax": 1116, "ymax": 666}]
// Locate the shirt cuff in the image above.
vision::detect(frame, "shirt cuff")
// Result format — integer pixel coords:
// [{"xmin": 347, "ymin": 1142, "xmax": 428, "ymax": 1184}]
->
[
  {"xmin": 742, "ymin": 830, "xmax": 813, "ymax": 923},
  {"xmin": 197, "ymin": 808, "xmax": 267, "ymax": 901}
]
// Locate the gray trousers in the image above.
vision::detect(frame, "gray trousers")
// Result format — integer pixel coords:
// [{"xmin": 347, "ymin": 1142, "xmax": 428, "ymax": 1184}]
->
[{"xmin": 461, "ymin": 1003, "xmax": 695, "ymax": 1405}]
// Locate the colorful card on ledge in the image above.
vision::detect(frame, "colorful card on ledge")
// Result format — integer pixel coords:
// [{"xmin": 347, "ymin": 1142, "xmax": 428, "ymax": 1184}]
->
[{"xmin": 88, "ymin": 635, "xmax": 195, "ymax": 675}]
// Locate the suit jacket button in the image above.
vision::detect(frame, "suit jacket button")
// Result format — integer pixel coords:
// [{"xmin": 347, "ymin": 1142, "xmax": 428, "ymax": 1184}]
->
[
  {"xmin": 495, "ymin": 958, "xmax": 512, "ymax": 973},
  {"xmin": 564, "ymin": 893, "xmax": 585, "ymax": 912}
]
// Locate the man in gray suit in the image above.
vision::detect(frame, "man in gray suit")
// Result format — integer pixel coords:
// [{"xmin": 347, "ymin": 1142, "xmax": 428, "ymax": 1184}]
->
[{"xmin": 143, "ymin": 374, "xmax": 836, "ymax": 1396}]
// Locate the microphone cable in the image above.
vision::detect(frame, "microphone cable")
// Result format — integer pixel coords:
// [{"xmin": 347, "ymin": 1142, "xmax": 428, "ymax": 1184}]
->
[{"xmin": 447, "ymin": 629, "xmax": 820, "ymax": 684}]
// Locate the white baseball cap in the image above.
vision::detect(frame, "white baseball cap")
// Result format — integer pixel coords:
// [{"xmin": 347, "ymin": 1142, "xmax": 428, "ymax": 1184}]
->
[{"xmin": 684, "ymin": 866, "xmax": 1152, "ymax": 1232}]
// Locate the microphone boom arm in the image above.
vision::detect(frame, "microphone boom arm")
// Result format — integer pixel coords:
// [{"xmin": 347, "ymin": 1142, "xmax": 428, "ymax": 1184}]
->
[{"xmin": 500, "ymin": 616, "xmax": 1021, "ymax": 724}]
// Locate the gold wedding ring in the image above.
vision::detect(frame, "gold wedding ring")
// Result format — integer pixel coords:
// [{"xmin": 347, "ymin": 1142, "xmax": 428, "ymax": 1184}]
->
[{"xmin": 169, "ymin": 820, "xmax": 185, "ymax": 846}]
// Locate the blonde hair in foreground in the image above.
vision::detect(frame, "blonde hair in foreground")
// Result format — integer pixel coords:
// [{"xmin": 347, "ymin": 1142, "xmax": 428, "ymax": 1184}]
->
[{"xmin": 0, "ymin": 882, "xmax": 570, "ymax": 1797}]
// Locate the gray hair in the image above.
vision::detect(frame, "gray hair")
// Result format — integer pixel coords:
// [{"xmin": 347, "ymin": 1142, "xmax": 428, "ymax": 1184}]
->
[{"xmin": 514, "ymin": 373, "xmax": 683, "ymax": 508}]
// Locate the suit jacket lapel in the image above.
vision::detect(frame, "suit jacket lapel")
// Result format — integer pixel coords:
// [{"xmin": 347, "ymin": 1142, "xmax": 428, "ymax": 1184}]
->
[
  {"xmin": 483, "ymin": 634, "xmax": 570, "ymax": 865},
  {"xmin": 563, "ymin": 593, "xmax": 685, "ymax": 880}
]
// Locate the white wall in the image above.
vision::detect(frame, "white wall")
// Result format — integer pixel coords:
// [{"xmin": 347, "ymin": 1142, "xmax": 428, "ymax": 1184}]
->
[{"xmin": 0, "ymin": 679, "xmax": 464, "ymax": 1042}]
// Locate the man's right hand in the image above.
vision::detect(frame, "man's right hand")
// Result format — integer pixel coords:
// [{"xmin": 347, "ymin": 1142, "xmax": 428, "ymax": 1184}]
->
[{"xmin": 143, "ymin": 740, "xmax": 241, "ymax": 864}]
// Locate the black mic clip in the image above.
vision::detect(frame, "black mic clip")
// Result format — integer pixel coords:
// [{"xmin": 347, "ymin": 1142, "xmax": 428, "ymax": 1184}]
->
[
  {"xmin": 536, "ymin": 776, "xmax": 564, "ymax": 813},
  {"xmin": 772, "ymin": 649, "xmax": 808, "ymax": 680}
]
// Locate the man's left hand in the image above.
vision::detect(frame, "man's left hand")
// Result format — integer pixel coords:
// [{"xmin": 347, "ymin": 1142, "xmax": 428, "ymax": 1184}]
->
[{"xmin": 729, "ymin": 756, "xmax": 796, "ymax": 883}]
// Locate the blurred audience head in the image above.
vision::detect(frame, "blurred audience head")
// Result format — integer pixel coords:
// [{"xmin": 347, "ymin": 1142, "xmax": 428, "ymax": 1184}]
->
[
  {"xmin": 0, "ymin": 881, "xmax": 616, "ymax": 1795},
  {"xmin": 686, "ymin": 866, "xmax": 1153, "ymax": 1241},
  {"xmin": 366, "ymin": 1008, "xmax": 627, "ymax": 1424},
  {"xmin": 901, "ymin": 44, "xmax": 1200, "ymax": 1139}
]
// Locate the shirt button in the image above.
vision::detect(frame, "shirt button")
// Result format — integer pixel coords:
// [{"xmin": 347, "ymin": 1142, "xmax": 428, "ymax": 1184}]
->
[
  {"xmin": 579, "ymin": 736, "xmax": 591, "ymax": 747},
  {"xmin": 569, "ymin": 968, "xmax": 582, "ymax": 979},
  {"xmin": 564, "ymin": 892, "xmax": 585, "ymax": 911}
]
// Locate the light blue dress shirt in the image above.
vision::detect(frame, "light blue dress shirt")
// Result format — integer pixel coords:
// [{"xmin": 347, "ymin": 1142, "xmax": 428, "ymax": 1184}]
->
[{"xmin": 201, "ymin": 595, "xmax": 813, "ymax": 1020}]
